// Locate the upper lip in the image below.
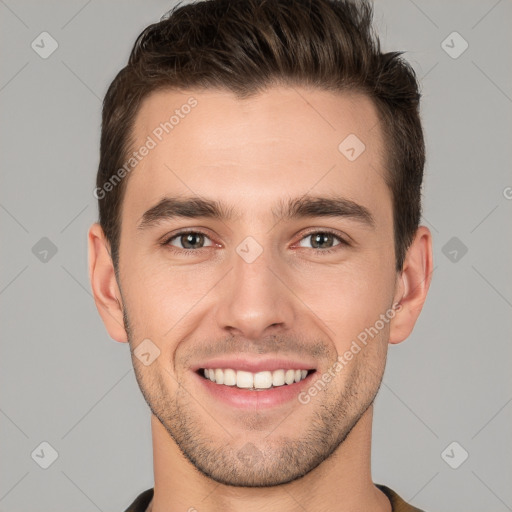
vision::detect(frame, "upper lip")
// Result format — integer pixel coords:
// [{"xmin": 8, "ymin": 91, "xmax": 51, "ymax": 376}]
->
[{"xmin": 192, "ymin": 357, "xmax": 317, "ymax": 374}]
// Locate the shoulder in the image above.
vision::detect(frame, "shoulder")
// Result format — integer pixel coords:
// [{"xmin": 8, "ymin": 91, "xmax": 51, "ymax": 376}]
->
[
  {"xmin": 375, "ymin": 483, "xmax": 427, "ymax": 512},
  {"xmin": 123, "ymin": 488, "xmax": 154, "ymax": 512}
]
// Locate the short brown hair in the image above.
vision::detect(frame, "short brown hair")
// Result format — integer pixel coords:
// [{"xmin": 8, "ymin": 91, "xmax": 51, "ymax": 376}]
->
[{"xmin": 96, "ymin": 0, "xmax": 425, "ymax": 272}]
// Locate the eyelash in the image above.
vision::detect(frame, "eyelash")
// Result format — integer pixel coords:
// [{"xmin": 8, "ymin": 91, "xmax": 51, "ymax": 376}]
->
[{"xmin": 161, "ymin": 228, "xmax": 349, "ymax": 256}]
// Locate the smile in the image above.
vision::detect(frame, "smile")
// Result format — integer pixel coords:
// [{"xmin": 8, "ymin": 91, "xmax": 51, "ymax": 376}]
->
[{"xmin": 199, "ymin": 368, "xmax": 313, "ymax": 390}]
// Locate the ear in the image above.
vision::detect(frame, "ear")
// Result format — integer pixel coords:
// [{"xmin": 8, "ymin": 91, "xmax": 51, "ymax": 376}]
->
[
  {"xmin": 389, "ymin": 225, "xmax": 433, "ymax": 344},
  {"xmin": 88, "ymin": 223, "xmax": 127, "ymax": 342}
]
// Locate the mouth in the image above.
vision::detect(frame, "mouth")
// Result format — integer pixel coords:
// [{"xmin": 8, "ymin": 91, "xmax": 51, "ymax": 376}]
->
[
  {"xmin": 191, "ymin": 359, "xmax": 318, "ymax": 409},
  {"xmin": 196, "ymin": 367, "xmax": 315, "ymax": 390}
]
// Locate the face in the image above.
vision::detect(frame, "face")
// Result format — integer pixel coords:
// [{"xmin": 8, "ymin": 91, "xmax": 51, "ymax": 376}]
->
[{"xmin": 114, "ymin": 86, "xmax": 401, "ymax": 486}]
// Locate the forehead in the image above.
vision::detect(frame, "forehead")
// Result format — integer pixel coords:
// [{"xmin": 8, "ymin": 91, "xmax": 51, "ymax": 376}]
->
[{"xmin": 123, "ymin": 86, "xmax": 390, "ymax": 225}]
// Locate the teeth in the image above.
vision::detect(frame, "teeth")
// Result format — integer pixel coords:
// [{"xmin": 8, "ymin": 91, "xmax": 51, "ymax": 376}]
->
[
  {"xmin": 214, "ymin": 368, "xmax": 224, "ymax": 385},
  {"xmin": 254, "ymin": 371, "xmax": 272, "ymax": 389},
  {"xmin": 201, "ymin": 368, "xmax": 310, "ymax": 389},
  {"xmin": 236, "ymin": 370, "xmax": 253, "ymax": 389},
  {"xmin": 223, "ymin": 368, "xmax": 237, "ymax": 386},
  {"xmin": 272, "ymin": 369, "xmax": 285, "ymax": 386}
]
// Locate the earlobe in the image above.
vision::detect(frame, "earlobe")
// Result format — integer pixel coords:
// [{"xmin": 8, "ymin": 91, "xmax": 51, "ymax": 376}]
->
[
  {"xmin": 88, "ymin": 223, "xmax": 128, "ymax": 343},
  {"xmin": 389, "ymin": 226, "xmax": 433, "ymax": 345}
]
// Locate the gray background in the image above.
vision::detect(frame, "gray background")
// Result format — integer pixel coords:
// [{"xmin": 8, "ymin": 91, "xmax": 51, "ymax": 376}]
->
[{"xmin": 1, "ymin": 0, "xmax": 511, "ymax": 511}]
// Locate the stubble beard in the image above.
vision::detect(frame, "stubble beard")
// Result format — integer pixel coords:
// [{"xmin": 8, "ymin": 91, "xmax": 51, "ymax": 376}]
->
[{"xmin": 124, "ymin": 311, "xmax": 386, "ymax": 488}]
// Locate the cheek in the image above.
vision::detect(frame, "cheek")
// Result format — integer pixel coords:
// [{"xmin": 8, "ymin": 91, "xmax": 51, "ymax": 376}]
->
[
  {"xmin": 120, "ymin": 255, "xmax": 216, "ymax": 335},
  {"xmin": 294, "ymin": 257, "xmax": 395, "ymax": 343}
]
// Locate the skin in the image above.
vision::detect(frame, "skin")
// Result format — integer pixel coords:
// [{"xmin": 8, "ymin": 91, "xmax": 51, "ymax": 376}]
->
[{"xmin": 88, "ymin": 86, "xmax": 433, "ymax": 512}]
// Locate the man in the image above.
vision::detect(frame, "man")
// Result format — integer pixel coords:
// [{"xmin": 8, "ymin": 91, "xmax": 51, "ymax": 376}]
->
[{"xmin": 88, "ymin": 0, "xmax": 433, "ymax": 510}]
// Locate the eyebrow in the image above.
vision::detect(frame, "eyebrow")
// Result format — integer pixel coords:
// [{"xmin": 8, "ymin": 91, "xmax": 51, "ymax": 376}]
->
[{"xmin": 137, "ymin": 195, "xmax": 375, "ymax": 230}]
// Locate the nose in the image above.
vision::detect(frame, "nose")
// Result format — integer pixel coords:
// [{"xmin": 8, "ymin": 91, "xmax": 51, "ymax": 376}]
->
[{"xmin": 214, "ymin": 241, "xmax": 296, "ymax": 340}]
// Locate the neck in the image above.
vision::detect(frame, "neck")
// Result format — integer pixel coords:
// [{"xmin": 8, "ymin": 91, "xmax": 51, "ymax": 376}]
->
[{"xmin": 147, "ymin": 406, "xmax": 391, "ymax": 512}]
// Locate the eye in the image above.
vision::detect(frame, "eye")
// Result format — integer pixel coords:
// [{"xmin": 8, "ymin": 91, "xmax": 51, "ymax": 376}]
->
[
  {"xmin": 161, "ymin": 229, "xmax": 349, "ymax": 255},
  {"xmin": 297, "ymin": 230, "xmax": 348, "ymax": 253},
  {"xmin": 164, "ymin": 230, "xmax": 215, "ymax": 251}
]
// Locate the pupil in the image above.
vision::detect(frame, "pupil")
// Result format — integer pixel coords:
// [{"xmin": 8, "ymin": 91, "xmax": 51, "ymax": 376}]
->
[
  {"xmin": 312, "ymin": 233, "xmax": 332, "ymax": 249},
  {"xmin": 183, "ymin": 233, "xmax": 203, "ymax": 249}
]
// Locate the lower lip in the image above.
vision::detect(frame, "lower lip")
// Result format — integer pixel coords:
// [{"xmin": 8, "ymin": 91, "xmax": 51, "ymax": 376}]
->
[{"xmin": 194, "ymin": 371, "xmax": 316, "ymax": 409}]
